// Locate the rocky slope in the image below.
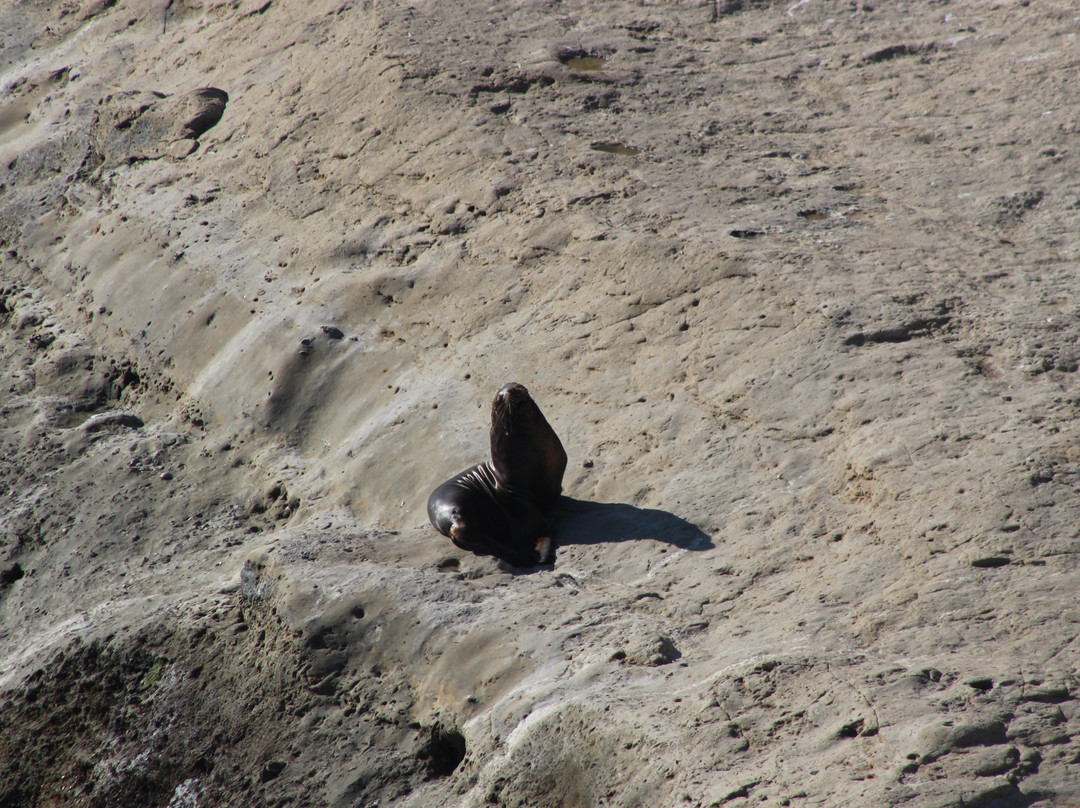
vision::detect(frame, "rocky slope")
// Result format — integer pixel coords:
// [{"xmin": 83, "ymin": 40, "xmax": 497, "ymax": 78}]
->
[{"xmin": 1, "ymin": 1, "xmax": 1079, "ymax": 806}]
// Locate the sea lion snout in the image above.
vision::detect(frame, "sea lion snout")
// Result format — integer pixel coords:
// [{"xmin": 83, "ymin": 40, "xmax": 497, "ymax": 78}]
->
[
  {"xmin": 496, "ymin": 382, "xmax": 529, "ymax": 401},
  {"xmin": 492, "ymin": 383, "xmax": 532, "ymax": 432}
]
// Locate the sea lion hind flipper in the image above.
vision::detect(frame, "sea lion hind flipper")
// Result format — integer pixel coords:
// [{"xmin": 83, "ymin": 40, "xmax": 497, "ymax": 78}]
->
[
  {"xmin": 500, "ymin": 496, "xmax": 556, "ymax": 566},
  {"xmin": 535, "ymin": 536, "xmax": 555, "ymax": 564}
]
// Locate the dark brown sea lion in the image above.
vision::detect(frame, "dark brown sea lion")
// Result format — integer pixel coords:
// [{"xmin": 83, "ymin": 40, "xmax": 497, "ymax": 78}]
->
[{"xmin": 427, "ymin": 382, "xmax": 567, "ymax": 567}]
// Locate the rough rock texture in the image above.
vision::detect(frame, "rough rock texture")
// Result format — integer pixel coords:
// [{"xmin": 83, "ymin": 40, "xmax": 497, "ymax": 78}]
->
[{"xmin": 1, "ymin": 1, "xmax": 1079, "ymax": 806}]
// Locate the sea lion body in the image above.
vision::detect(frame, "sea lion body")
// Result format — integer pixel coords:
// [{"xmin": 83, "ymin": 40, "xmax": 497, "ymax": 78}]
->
[
  {"xmin": 427, "ymin": 383, "xmax": 566, "ymax": 566},
  {"xmin": 427, "ymin": 463, "xmax": 554, "ymax": 567}
]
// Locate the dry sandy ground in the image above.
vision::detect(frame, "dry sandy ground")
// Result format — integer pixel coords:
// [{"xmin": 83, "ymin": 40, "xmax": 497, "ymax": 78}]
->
[{"xmin": 1, "ymin": 0, "xmax": 1079, "ymax": 806}]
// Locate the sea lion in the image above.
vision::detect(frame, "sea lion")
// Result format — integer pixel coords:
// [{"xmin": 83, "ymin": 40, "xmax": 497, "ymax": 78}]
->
[{"xmin": 427, "ymin": 382, "xmax": 567, "ymax": 567}]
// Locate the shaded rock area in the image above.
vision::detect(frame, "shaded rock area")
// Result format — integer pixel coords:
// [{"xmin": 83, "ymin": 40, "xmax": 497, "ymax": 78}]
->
[{"xmin": 1, "ymin": 1, "xmax": 1079, "ymax": 806}]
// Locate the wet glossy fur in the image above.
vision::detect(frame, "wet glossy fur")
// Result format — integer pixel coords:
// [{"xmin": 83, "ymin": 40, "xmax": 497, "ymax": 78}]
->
[{"xmin": 427, "ymin": 383, "xmax": 566, "ymax": 566}]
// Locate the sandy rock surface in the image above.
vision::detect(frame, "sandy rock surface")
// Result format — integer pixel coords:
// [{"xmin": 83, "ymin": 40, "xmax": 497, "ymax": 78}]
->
[{"xmin": 1, "ymin": 1, "xmax": 1079, "ymax": 806}]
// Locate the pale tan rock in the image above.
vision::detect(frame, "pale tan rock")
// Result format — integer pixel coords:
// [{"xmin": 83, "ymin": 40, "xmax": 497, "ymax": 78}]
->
[{"xmin": 0, "ymin": 0, "xmax": 1078, "ymax": 806}]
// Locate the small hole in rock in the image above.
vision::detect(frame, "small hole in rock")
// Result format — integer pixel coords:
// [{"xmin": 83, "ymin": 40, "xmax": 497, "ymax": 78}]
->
[
  {"xmin": 0, "ymin": 563, "xmax": 24, "ymax": 587},
  {"xmin": 423, "ymin": 725, "xmax": 466, "ymax": 777}
]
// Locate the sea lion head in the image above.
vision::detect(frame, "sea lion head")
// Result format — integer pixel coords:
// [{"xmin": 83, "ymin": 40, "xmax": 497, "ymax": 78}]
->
[
  {"xmin": 491, "ymin": 382, "xmax": 534, "ymax": 424},
  {"xmin": 489, "ymin": 382, "xmax": 566, "ymax": 502},
  {"xmin": 490, "ymin": 382, "xmax": 539, "ymax": 447}
]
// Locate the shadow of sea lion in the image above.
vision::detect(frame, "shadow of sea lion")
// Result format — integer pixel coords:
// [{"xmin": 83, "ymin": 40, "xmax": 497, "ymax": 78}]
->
[{"xmin": 552, "ymin": 497, "xmax": 714, "ymax": 551}]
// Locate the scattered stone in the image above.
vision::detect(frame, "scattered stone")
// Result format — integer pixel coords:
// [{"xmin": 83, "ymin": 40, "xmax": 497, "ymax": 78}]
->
[
  {"xmin": 862, "ymin": 43, "xmax": 929, "ymax": 64},
  {"xmin": 78, "ymin": 411, "xmax": 144, "ymax": 433},
  {"xmin": 589, "ymin": 140, "xmax": 641, "ymax": 156},
  {"xmin": 625, "ymin": 634, "xmax": 679, "ymax": 666},
  {"xmin": 321, "ymin": 325, "xmax": 344, "ymax": 340},
  {"xmin": 1020, "ymin": 682, "xmax": 1071, "ymax": 704},
  {"xmin": 969, "ymin": 745, "xmax": 1019, "ymax": 777},
  {"xmin": 1007, "ymin": 705, "xmax": 1069, "ymax": 746},
  {"xmin": 94, "ymin": 87, "xmax": 228, "ymax": 168},
  {"xmin": 916, "ymin": 718, "xmax": 1008, "ymax": 763}
]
